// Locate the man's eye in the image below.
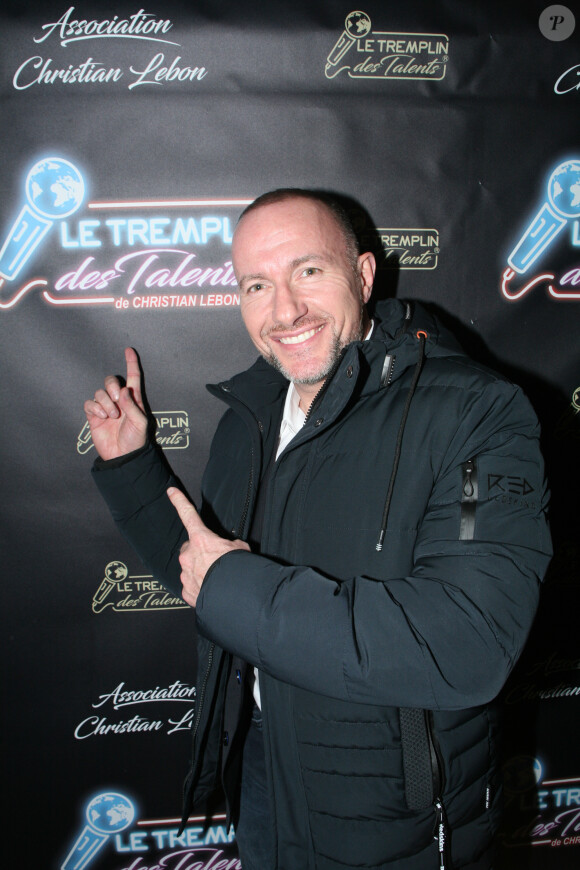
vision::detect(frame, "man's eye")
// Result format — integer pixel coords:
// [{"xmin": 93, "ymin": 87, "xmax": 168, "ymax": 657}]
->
[
  {"xmin": 302, "ymin": 267, "xmax": 320, "ymax": 277},
  {"xmin": 246, "ymin": 283, "xmax": 264, "ymax": 293}
]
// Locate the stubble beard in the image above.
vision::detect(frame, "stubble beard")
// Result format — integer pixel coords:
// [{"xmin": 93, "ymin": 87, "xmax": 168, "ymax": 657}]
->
[{"xmin": 263, "ymin": 306, "xmax": 365, "ymax": 386}]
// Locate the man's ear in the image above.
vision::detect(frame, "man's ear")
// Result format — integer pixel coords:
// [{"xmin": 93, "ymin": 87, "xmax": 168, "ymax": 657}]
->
[{"xmin": 358, "ymin": 251, "xmax": 376, "ymax": 304}]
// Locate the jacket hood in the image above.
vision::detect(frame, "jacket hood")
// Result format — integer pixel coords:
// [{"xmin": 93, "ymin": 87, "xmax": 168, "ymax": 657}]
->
[{"xmin": 372, "ymin": 298, "xmax": 465, "ymax": 375}]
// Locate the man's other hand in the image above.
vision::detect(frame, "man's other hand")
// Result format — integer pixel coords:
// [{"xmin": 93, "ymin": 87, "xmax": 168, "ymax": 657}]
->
[
  {"xmin": 167, "ymin": 487, "xmax": 250, "ymax": 607},
  {"xmin": 84, "ymin": 347, "xmax": 148, "ymax": 460}
]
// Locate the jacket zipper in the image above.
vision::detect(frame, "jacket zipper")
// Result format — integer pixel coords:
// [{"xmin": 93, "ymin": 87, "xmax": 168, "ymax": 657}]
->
[
  {"xmin": 427, "ymin": 711, "xmax": 449, "ymax": 870},
  {"xmin": 219, "ymin": 381, "xmax": 258, "ymax": 540},
  {"xmin": 434, "ymin": 799, "xmax": 449, "ymax": 870},
  {"xmin": 192, "ymin": 643, "xmax": 214, "ymax": 741},
  {"xmin": 303, "ymin": 348, "xmax": 347, "ymax": 424},
  {"xmin": 426, "ymin": 711, "xmax": 444, "ymax": 795},
  {"xmin": 180, "ymin": 642, "xmax": 215, "ymax": 832},
  {"xmin": 234, "ymin": 444, "xmax": 254, "ymax": 539}
]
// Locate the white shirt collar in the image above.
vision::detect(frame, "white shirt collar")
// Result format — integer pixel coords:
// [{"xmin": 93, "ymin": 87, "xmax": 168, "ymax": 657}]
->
[{"xmin": 276, "ymin": 382, "xmax": 305, "ymax": 459}]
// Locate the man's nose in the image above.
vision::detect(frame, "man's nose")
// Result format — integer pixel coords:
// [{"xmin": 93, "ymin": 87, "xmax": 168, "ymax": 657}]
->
[{"xmin": 271, "ymin": 281, "xmax": 307, "ymax": 325}]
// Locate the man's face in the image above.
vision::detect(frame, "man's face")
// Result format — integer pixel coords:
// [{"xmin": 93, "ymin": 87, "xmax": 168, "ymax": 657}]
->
[{"xmin": 233, "ymin": 198, "xmax": 375, "ymax": 396}]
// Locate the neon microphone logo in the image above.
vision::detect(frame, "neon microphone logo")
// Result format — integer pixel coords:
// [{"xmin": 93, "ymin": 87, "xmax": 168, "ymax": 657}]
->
[
  {"xmin": 502, "ymin": 158, "xmax": 580, "ymax": 300},
  {"xmin": 62, "ymin": 791, "xmax": 136, "ymax": 870},
  {"xmin": 0, "ymin": 156, "xmax": 85, "ymax": 306}
]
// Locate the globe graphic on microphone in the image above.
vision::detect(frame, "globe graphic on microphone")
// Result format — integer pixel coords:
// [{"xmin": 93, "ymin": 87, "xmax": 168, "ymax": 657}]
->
[
  {"xmin": 547, "ymin": 159, "xmax": 580, "ymax": 219},
  {"xmin": 85, "ymin": 792, "xmax": 135, "ymax": 833},
  {"xmin": 344, "ymin": 10, "xmax": 371, "ymax": 39},
  {"xmin": 25, "ymin": 157, "xmax": 85, "ymax": 219}
]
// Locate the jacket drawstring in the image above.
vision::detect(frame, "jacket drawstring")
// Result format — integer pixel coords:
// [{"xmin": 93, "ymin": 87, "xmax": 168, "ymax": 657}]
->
[{"xmin": 376, "ymin": 330, "xmax": 427, "ymax": 551}]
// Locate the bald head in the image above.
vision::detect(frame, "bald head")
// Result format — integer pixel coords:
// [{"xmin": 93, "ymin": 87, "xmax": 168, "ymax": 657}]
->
[{"xmin": 235, "ymin": 188, "xmax": 360, "ymax": 271}]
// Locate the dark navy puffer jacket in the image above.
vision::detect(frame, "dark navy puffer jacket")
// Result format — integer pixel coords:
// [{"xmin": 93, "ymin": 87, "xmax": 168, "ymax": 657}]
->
[{"xmin": 93, "ymin": 299, "xmax": 551, "ymax": 869}]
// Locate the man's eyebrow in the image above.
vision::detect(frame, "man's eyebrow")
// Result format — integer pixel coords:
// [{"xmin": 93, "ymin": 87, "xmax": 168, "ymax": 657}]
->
[
  {"xmin": 290, "ymin": 254, "xmax": 327, "ymax": 269},
  {"xmin": 237, "ymin": 271, "xmax": 269, "ymax": 289}
]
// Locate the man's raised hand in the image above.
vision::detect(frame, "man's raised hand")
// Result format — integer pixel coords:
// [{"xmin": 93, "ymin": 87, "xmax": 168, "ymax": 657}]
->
[
  {"xmin": 84, "ymin": 347, "xmax": 149, "ymax": 460},
  {"xmin": 167, "ymin": 487, "xmax": 250, "ymax": 607}
]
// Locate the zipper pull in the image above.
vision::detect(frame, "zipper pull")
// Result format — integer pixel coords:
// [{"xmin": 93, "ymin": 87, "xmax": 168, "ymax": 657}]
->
[
  {"xmin": 434, "ymin": 799, "xmax": 448, "ymax": 870},
  {"xmin": 462, "ymin": 459, "xmax": 474, "ymax": 498},
  {"xmin": 459, "ymin": 458, "xmax": 478, "ymax": 541},
  {"xmin": 380, "ymin": 353, "xmax": 394, "ymax": 388}
]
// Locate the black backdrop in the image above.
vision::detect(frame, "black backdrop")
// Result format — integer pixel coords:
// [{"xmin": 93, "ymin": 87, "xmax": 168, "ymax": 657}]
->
[{"xmin": 2, "ymin": 2, "xmax": 579, "ymax": 868}]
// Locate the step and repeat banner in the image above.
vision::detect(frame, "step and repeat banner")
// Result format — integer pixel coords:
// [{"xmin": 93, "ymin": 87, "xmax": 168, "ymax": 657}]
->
[{"xmin": 2, "ymin": 2, "xmax": 579, "ymax": 868}]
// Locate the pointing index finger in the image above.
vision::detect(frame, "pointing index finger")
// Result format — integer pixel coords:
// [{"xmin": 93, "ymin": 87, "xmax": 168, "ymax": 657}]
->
[
  {"xmin": 167, "ymin": 487, "xmax": 201, "ymax": 535},
  {"xmin": 125, "ymin": 347, "xmax": 143, "ymax": 405}
]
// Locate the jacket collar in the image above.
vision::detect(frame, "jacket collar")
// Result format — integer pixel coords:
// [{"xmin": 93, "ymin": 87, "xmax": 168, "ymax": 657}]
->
[{"xmin": 207, "ymin": 299, "xmax": 463, "ymax": 429}]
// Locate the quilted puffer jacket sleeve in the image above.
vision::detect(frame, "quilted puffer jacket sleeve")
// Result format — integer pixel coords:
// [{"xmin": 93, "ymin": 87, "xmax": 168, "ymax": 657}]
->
[
  {"xmin": 196, "ymin": 380, "xmax": 552, "ymax": 711},
  {"xmin": 91, "ymin": 443, "xmax": 187, "ymax": 599}
]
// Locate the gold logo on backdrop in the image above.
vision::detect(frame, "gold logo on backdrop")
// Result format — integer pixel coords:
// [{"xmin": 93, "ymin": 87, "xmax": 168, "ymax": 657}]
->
[
  {"xmin": 92, "ymin": 561, "xmax": 187, "ymax": 613},
  {"xmin": 77, "ymin": 410, "xmax": 190, "ymax": 454},
  {"xmin": 372, "ymin": 228, "xmax": 440, "ymax": 270},
  {"xmin": 325, "ymin": 11, "xmax": 449, "ymax": 80}
]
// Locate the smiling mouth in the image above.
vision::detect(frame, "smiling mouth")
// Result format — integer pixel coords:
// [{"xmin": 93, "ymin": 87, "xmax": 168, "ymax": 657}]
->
[{"xmin": 276, "ymin": 325, "xmax": 324, "ymax": 345}]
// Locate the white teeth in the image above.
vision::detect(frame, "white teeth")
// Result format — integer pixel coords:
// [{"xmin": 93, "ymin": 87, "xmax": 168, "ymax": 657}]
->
[{"xmin": 278, "ymin": 326, "xmax": 323, "ymax": 345}]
